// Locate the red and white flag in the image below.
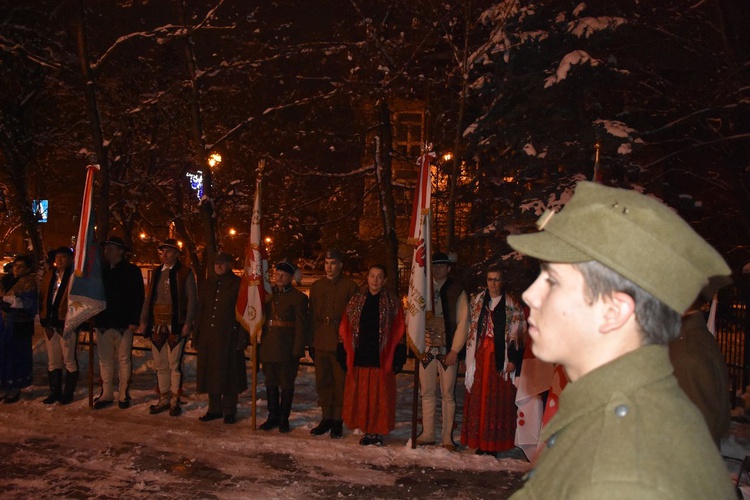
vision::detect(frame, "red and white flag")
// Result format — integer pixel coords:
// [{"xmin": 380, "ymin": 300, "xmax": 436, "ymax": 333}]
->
[
  {"xmin": 405, "ymin": 150, "xmax": 435, "ymax": 357},
  {"xmin": 515, "ymin": 335, "xmax": 555, "ymax": 462},
  {"xmin": 235, "ymin": 176, "xmax": 272, "ymax": 342},
  {"xmin": 64, "ymin": 164, "xmax": 106, "ymax": 335}
]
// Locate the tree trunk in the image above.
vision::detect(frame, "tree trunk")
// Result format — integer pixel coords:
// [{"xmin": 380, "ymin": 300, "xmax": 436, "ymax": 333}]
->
[
  {"xmin": 446, "ymin": 2, "xmax": 472, "ymax": 252},
  {"xmin": 376, "ymin": 100, "xmax": 400, "ymax": 296},
  {"xmin": 178, "ymin": 1, "xmax": 216, "ymax": 279},
  {"xmin": 76, "ymin": 0, "xmax": 110, "ymax": 242}
]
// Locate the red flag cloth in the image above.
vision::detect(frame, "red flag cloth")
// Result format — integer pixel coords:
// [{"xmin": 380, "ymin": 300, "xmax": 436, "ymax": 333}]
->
[
  {"xmin": 405, "ymin": 151, "xmax": 435, "ymax": 357},
  {"xmin": 235, "ymin": 177, "xmax": 272, "ymax": 342}
]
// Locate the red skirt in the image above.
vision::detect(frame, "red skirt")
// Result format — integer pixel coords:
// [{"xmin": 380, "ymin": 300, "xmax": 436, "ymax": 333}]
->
[
  {"xmin": 460, "ymin": 336, "xmax": 517, "ymax": 452},
  {"xmin": 343, "ymin": 366, "xmax": 396, "ymax": 435}
]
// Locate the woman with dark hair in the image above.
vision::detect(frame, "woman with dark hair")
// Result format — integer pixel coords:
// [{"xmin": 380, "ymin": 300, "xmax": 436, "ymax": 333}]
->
[
  {"xmin": 0, "ymin": 255, "xmax": 38, "ymax": 403},
  {"xmin": 339, "ymin": 264, "xmax": 405, "ymax": 445},
  {"xmin": 461, "ymin": 265, "xmax": 525, "ymax": 456}
]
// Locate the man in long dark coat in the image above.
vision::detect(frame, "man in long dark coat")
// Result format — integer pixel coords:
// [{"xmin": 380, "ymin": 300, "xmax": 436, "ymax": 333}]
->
[
  {"xmin": 259, "ymin": 259, "xmax": 310, "ymax": 433},
  {"xmin": 193, "ymin": 252, "xmax": 247, "ymax": 424}
]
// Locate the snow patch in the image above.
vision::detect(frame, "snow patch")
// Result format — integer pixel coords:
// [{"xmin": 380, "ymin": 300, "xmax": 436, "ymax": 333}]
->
[{"xmin": 544, "ymin": 50, "xmax": 600, "ymax": 88}]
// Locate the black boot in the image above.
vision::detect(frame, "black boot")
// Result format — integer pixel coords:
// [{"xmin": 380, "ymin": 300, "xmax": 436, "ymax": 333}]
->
[
  {"xmin": 59, "ymin": 370, "xmax": 79, "ymax": 405},
  {"xmin": 42, "ymin": 369, "xmax": 63, "ymax": 405},
  {"xmin": 279, "ymin": 388, "xmax": 294, "ymax": 433},
  {"xmin": 259, "ymin": 386, "xmax": 280, "ymax": 431},
  {"xmin": 330, "ymin": 420, "xmax": 344, "ymax": 439},
  {"xmin": 310, "ymin": 418, "xmax": 333, "ymax": 436}
]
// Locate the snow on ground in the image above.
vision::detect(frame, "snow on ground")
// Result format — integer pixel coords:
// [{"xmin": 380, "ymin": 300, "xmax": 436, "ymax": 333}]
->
[
  {"xmin": 3, "ymin": 328, "xmax": 750, "ymax": 498},
  {"xmin": 0, "ymin": 330, "xmax": 526, "ymax": 499}
]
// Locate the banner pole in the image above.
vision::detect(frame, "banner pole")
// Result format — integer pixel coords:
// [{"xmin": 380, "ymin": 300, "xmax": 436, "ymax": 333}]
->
[
  {"xmin": 251, "ymin": 334, "xmax": 258, "ymax": 431},
  {"xmin": 411, "ymin": 360, "xmax": 419, "ymax": 449},
  {"xmin": 88, "ymin": 329, "xmax": 94, "ymax": 407}
]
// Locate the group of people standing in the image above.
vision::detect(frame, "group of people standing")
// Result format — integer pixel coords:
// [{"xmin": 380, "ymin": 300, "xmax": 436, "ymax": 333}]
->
[{"xmin": 0, "ymin": 239, "xmax": 535, "ymax": 458}]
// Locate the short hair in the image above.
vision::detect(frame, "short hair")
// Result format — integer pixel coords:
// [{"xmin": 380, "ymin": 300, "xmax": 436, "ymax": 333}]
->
[
  {"xmin": 368, "ymin": 263, "xmax": 387, "ymax": 277},
  {"xmin": 14, "ymin": 254, "xmax": 33, "ymax": 269},
  {"xmin": 486, "ymin": 265, "xmax": 503, "ymax": 277},
  {"xmin": 573, "ymin": 260, "xmax": 682, "ymax": 345}
]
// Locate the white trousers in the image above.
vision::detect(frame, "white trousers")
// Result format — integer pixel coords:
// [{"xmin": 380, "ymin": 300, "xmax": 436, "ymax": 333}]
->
[
  {"xmin": 419, "ymin": 359, "xmax": 458, "ymax": 446},
  {"xmin": 45, "ymin": 329, "xmax": 78, "ymax": 372},
  {"xmin": 96, "ymin": 328, "xmax": 133, "ymax": 402},
  {"xmin": 151, "ymin": 337, "xmax": 185, "ymax": 399}
]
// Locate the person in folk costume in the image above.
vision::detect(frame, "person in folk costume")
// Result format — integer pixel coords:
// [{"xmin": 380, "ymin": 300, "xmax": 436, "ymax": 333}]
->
[
  {"xmin": 258, "ymin": 259, "xmax": 310, "ymax": 432},
  {"xmin": 417, "ymin": 252, "xmax": 470, "ymax": 451},
  {"xmin": 92, "ymin": 236, "xmax": 145, "ymax": 410},
  {"xmin": 194, "ymin": 252, "xmax": 247, "ymax": 424},
  {"xmin": 339, "ymin": 264, "xmax": 405, "ymax": 446},
  {"xmin": 309, "ymin": 248, "xmax": 359, "ymax": 439},
  {"xmin": 39, "ymin": 246, "xmax": 78, "ymax": 405},
  {"xmin": 0, "ymin": 255, "xmax": 38, "ymax": 403},
  {"xmin": 461, "ymin": 265, "xmax": 526, "ymax": 456},
  {"xmin": 138, "ymin": 238, "xmax": 198, "ymax": 417}
]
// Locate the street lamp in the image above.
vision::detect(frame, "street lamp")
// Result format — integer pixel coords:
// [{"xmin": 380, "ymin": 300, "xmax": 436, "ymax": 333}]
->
[{"xmin": 208, "ymin": 153, "xmax": 222, "ymax": 168}]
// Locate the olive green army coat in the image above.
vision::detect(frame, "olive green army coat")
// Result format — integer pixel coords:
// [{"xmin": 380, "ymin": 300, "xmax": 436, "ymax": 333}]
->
[
  {"xmin": 511, "ymin": 345, "xmax": 735, "ymax": 499},
  {"xmin": 309, "ymin": 275, "xmax": 359, "ymax": 352},
  {"xmin": 259, "ymin": 286, "xmax": 310, "ymax": 362},
  {"xmin": 669, "ymin": 311, "xmax": 730, "ymax": 446},
  {"xmin": 193, "ymin": 273, "xmax": 248, "ymax": 395}
]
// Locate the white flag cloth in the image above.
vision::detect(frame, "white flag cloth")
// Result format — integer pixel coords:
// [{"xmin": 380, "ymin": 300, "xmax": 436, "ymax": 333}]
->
[
  {"xmin": 235, "ymin": 177, "xmax": 272, "ymax": 343},
  {"xmin": 405, "ymin": 151, "xmax": 435, "ymax": 357},
  {"xmin": 515, "ymin": 336, "xmax": 555, "ymax": 461}
]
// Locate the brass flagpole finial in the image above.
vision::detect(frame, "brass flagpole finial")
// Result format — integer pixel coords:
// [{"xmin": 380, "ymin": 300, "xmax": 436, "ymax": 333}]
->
[
  {"xmin": 421, "ymin": 142, "xmax": 433, "ymax": 155},
  {"xmin": 257, "ymin": 159, "xmax": 266, "ymax": 175}
]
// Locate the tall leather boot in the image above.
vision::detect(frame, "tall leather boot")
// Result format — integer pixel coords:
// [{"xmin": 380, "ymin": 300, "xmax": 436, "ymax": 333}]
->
[
  {"xmin": 259, "ymin": 386, "xmax": 280, "ymax": 431},
  {"xmin": 60, "ymin": 370, "xmax": 79, "ymax": 405},
  {"xmin": 42, "ymin": 369, "xmax": 63, "ymax": 405},
  {"xmin": 278, "ymin": 388, "xmax": 294, "ymax": 433}
]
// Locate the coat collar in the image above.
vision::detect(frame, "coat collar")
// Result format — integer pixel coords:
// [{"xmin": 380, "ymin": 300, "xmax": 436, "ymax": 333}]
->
[{"xmin": 542, "ymin": 344, "xmax": 672, "ymax": 440}]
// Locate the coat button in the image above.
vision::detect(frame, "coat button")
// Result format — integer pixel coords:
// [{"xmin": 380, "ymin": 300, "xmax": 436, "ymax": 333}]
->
[
  {"xmin": 614, "ymin": 404, "xmax": 629, "ymax": 418},
  {"xmin": 546, "ymin": 433, "xmax": 557, "ymax": 448}
]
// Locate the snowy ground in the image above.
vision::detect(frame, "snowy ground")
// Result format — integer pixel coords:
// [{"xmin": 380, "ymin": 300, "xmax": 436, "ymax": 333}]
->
[
  {"xmin": 1, "ymin": 330, "xmax": 527, "ymax": 499},
  {"xmin": 3, "ymin": 328, "xmax": 750, "ymax": 498}
]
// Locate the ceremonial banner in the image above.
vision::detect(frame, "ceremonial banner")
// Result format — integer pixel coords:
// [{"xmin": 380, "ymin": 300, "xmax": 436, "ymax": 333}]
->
[
  {"xmin": 515, "ymin": 336, "xmax": 555, "ymax": 462},
  {"xmin": 405, "ymin": 150, "xmax": 435, "ymax": 358},
  {"xmin": 236, "ymin": 176, "xmax": 272, "ymax": 342},
  {"xmin": 64, "ymin": 164, "xmax": 106, "ymax": 335},
  {"xmin": 533, "ymin": 364, "xmax": 570, "ymax": 460}
]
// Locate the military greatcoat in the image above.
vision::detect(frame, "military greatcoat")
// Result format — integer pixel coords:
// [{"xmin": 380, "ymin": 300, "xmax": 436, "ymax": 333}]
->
[
  {"xmin": 194, "ymin": 272, "xmax": 247, "ymax": 395},
  {"xmin": 511, "ymin": 345, "xmax": 735, "ymax": 499}
]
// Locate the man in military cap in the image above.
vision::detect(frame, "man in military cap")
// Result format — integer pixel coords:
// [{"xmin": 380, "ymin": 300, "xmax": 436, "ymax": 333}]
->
[
  {"xmin": 258, "ymin": 259, "xmax": 310, "ymax": 432},
  {"xmin": 194, "ymin": 252, "xmax": 247, "ymax": 424},
  {"xmin": 309, "ymin": 249, "xmax": 359, "ymax": 438},
  {"xmin": 507, "ymin": 181, "xmax": 734, "ymax": 498},
  {"xmin": 417, "ymin": 252, "xmax": 470, "ymax": 451},
  {"xmin": 39, "ymin": 246, "xmax": 78, "ymax": 405},
  {"xmin": 138, "ymin": 238, "xmax": 197, "ymax": 416},
  {"xmin": 93, "ymin": 236, "xmax": 145, "ymax": 410}
]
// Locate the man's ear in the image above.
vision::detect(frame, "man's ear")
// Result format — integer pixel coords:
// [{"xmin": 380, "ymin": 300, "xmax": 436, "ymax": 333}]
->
[{"xmin": 599, "ymin": 291, "xmax": 636, "ymax": 334}]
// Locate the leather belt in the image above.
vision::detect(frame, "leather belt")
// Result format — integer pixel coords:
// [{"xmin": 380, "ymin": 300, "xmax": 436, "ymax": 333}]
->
[{"xmin": 267, "ymin": 320, "xmax": 294, "ymax": 328}]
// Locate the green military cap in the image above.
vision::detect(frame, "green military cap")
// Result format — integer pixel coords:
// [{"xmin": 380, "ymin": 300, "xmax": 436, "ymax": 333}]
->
[{"xmin": 507, "ymin": 181, "xmax": 731, "ymax": 313}]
